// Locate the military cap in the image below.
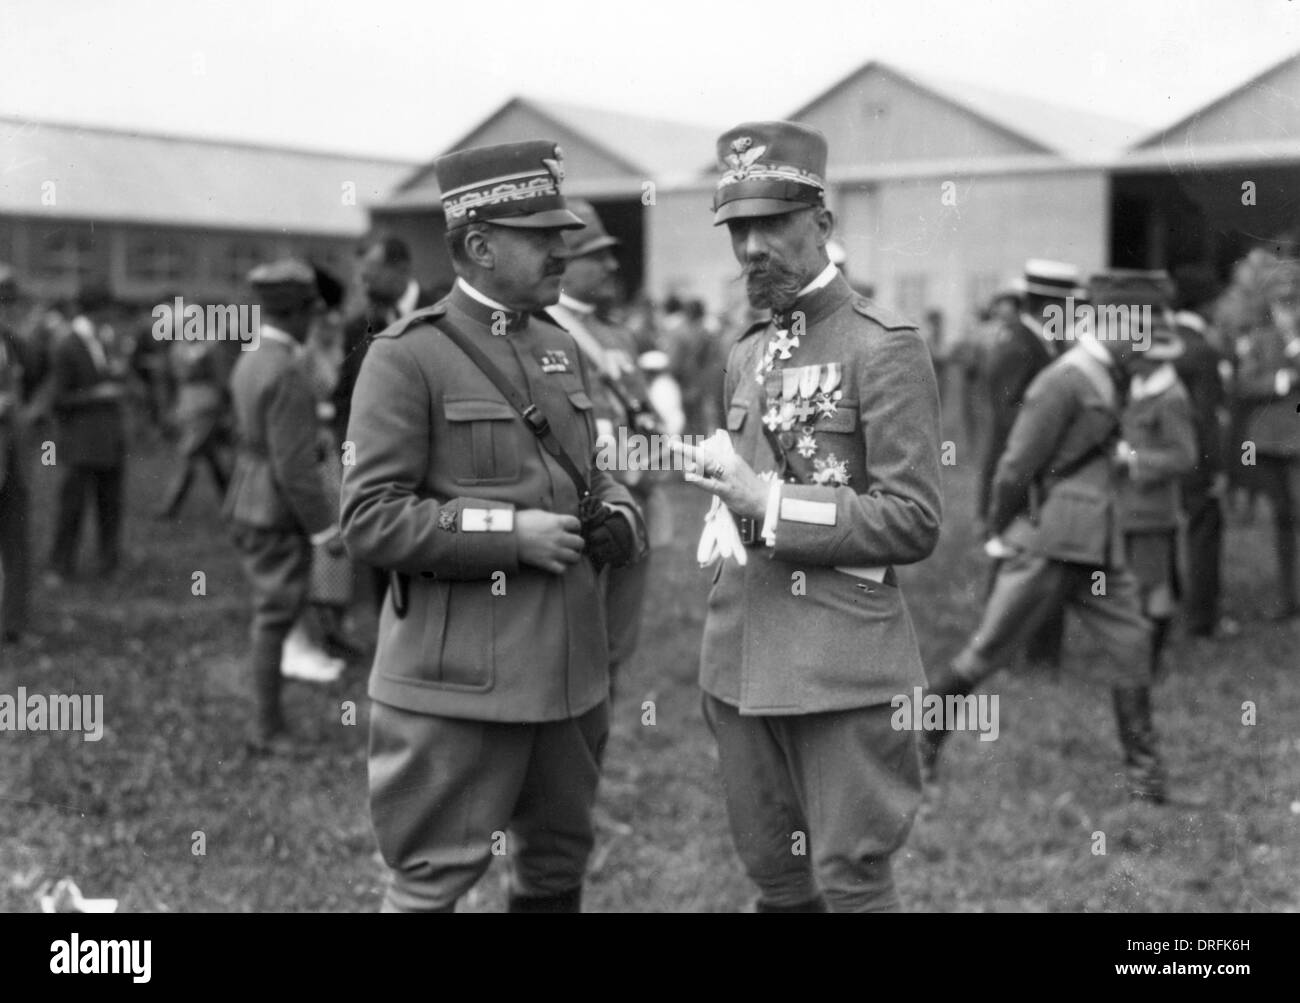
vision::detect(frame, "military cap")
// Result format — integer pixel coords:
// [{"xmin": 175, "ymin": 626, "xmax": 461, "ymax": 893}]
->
[
  {"xmin": 1023, "ymin": 259, "xmax": 1085, "ymax": 299},
  {"xmin": 712, "ymin": 121, "xmax": 828, "ymax": 225},
  {"xmin": 247, "ymin": 258, "xmax": 321, "ymax": 312},
  {"xmin": 560, "ymin": 198, "xmax": 621, "ymax": 258},
  {"xmin": 434, "ymin": 140, "xmax": 584, "ymax": 231},
  {"xmin": 1087, "ymin": 268, "xmax": 1175, "ymax": 310}
]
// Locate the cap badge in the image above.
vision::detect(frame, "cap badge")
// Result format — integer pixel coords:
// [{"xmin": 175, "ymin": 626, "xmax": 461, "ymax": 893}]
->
[
  {"xmin": 724, "ymin": 138, "xmax": 766, "ymax": 178},
  {"xmin": 542, "ymin": 146, "xmax": 565, "ymax": 184}
]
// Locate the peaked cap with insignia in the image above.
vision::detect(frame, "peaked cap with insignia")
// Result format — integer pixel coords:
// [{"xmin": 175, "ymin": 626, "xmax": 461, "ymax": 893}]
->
[
  {"xmin": 435, "ymin": 140, "xmax": 585, "ymax": 231},
  {"xmin": 712, "ymin": 121, "xmax": 828, "ymax": 225}
]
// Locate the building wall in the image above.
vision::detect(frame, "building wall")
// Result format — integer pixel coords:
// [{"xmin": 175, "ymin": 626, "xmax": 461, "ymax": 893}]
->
[
  {"xmin": 644, "ymin": 187, "xmax": 747, "ymax": 313},
  {"xmin": 0, "ymin": 214, "xmax": 361, "ymax": 304},
  {"xmin": 1144, "ymin": 57, "xmax": 1300, "ymax": 150},
  {"xmin": 834, "ymin": 168, "xmax": 1109, "ymax": 332},
  {"xmin": 796, "ymin": 68, "xmax": 1041, "ymax": 170}
]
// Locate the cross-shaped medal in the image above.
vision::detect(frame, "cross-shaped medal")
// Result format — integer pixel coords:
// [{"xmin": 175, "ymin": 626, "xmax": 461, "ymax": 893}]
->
[
  {"xmin": 791, "ymin": 398, "xmax": 817, "ymax": 424},
  {"xmin": 771, "ymin": 329, "xmax": 800, "ymax": 360}
]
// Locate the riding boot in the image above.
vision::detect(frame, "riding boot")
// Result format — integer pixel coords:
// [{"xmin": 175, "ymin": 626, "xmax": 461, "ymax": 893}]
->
[{"xmin": 1111, "ymin": 686, "xmax": 1167, "ymax": 804}]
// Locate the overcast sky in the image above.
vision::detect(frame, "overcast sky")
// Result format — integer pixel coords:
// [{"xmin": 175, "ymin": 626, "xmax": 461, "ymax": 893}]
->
[{"xmin": 1, "ymin": 0, "xmax": 1296, "ymax": 162}]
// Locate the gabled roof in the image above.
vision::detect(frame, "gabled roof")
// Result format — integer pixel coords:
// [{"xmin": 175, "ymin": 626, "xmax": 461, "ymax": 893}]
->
[
  {"xmin": 1131, "ymin": 49, "xmax": 1300, "ymax": 150},
  {"xmin": 789, "ymin": 60, "xmax": 1145, "ymax": 165},
  {"xmin": 0, "ymin": 116, "xmax": 416, "ymax": 234},
  {"xmin": 382, "ymin": 96, "xmax": 720, "ymax": 209}
]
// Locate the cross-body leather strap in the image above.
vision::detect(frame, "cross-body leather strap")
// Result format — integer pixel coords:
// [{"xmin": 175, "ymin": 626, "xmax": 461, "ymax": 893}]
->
[{"xmin": 429, "ymin": 317, "xmax": 592, "ymax": 499}]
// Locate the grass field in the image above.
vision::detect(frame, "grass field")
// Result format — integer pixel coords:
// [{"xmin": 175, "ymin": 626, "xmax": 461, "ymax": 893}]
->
[{"xmin": 2, "ymin": 439, "xmax": 1297, "ymax": 913}]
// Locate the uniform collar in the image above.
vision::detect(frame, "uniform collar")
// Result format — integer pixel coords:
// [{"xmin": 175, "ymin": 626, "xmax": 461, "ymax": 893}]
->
[
  {"xmin": 396, "ymin": 278, "xmax": 421, "ymax": 318},
  {"xmin": 258, "ymin": 323, "xmax": 301, "ymax": 353},
  {"xmin": 1130, "ymin": 362, "xmax": 1178, "ymax": 400},
  {"xmin": 1077, "ymin": 335, "xmax": 1114, "ymax": 368},
  {"xmin": 558, "ymin": 292, "xmax": 596, "ymax": 315},
  {"xmin": 452, "ymin": 278, "xmax": 529, "ymax": 333},
  {"xmin": 771, "ymin": 267, "xmax": 851, "ymax": 331}
]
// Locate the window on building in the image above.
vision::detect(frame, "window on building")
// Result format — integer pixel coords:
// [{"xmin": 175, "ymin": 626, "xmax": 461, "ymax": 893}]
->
[
  {"xmin": 221, "ymin": 239, "xmax": 271, "ymax": 286},
  {"xmin": 894, "ymin": 273, "xmax": 929, "ymax": 321},
  {"xmin": 32, "ymin": 223, "xmax": 105, "ymax": 283},
  {"xmin": 125, "ymin": 232, "xmax": 194, "ymax": 284}
]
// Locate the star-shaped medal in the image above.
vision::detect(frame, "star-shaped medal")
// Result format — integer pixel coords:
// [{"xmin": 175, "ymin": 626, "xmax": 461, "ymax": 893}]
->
[
  {"xmin": 812, "ymin": 453, "xmax": 850, "ymax": 487},
  {"xmin": 795, "ymin": 428, "xmax": 818, "ymax": 459},
  {"xmin": 814, "ymin": 393, "xmax": 838, "ymax": 418}
]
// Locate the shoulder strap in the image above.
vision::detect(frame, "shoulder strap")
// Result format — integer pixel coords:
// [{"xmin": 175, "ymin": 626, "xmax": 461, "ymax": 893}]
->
[{"xmin": 428, "ymin": 317, "xmax": 592, "ymax": 499}]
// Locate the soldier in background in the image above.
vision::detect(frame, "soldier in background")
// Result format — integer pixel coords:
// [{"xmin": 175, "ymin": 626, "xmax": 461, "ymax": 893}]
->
[
  {"xmin": 1115, "ymin": 293, "xmax": 1197, "ymax": 675},
  {"xmin": 154, "ymin": 328, "xmax": 230, "ymax": 520},
  {"xmin": 1232, "ymin": 258, "xmax": 1300, "ymax": 621},
  {"xmin": 925, "ymin": 271, "xmax": 1168, "ymax": 804},
  {"xmin": 547, "ymin": 199, "xmax": 665, "ymax": 696},
  {"xmin": 225, "ymin": 260, "xmax": 344, "ymax": 752}
]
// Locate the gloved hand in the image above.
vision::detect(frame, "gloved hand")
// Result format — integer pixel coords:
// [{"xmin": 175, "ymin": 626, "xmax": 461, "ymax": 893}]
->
[{"xmin": 579, "ymin": 496, "xmax": 636, "ymax": 571}]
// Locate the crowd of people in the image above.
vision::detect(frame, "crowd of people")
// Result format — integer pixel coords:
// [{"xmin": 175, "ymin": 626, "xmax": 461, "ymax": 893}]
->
[{"xmin": 0, "ymin": 122, "xmax": 1296, "ymax": 912}]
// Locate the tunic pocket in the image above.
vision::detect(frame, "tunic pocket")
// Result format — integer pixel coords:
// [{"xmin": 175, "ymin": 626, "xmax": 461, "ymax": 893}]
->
[{"xmin": 444, "ymin": 397, "xmax": 520, "ymax": 485}]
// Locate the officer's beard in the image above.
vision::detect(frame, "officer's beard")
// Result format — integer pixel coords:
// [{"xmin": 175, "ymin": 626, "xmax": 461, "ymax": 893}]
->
[{"xmin": 741, "ymin": 255, "xmax": 806, "ymax": 312}]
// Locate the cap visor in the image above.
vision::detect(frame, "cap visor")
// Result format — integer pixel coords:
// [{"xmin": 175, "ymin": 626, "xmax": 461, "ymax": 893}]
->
[
  {"xmin": 564, "ymin": 235, "xmax": 622, "ymax": 258},
  {"xmin": 712, "ymin": 199, "xmax": 810, "ymax": 226},
  {"xmin": 490, "ymin": 209, "xmax": 587, "ymax": 230}
]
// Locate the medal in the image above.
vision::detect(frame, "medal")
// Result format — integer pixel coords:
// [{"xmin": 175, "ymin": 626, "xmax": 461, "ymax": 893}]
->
[
  {"xmin": 795, "ymin": 428, "xmax": 818, "ymax": 459},
  {"xmin": 812, "ymin": 453, "xmax": 850, "ymax": 487}
]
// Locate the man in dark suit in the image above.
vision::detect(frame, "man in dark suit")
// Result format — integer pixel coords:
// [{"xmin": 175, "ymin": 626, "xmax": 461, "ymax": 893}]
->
[
  {"xmin": 224, "ymin": 259, "xmax": 343, "ymax": 751},
  {"xmin": 979, "ymin": 260, "xmax": 1084, "ymax": 668},
  {"xmin": 47, "ymin": 282, "xmax": 129, "ymax": 582},
  {"xmin": 679, "ymin": 122, "xmax": 943, "ymax": 912},
  {"xmin": 926, "ymin": 272, "xmax": 1168, "ymax": 803},
  {"xmin": 341, "ymin": 141, "xmax": 643, "ymax": 913}
]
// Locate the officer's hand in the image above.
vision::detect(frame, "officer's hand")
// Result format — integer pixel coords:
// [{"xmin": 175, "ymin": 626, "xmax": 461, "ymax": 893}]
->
[
  {"xmin": 674, "ymin": 439, "xmax": 769, "ymax": 520},
  {"xmin": 516, "ymin": 510, "xmax": 584, "ymax": 575}
]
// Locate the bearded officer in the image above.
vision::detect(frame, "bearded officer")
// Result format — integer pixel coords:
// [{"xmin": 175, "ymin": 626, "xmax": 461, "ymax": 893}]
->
[
  {"xmin": 546, "ymin": 199, "xmax": 664, "ymax": 696},
  {"xmin": 678, "ymin": 122, "xmax": 943, "ymax": 912},
  {"xmin": 341, "ymin": 140, "xmax": 644, "ymax": 913}
]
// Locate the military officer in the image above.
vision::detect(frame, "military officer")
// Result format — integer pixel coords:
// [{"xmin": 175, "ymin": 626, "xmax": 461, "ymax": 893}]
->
[
  {"xmin": 546, "ymin": 199, "xmax": 664, "ymax": 696},
  {"xmin": 678, "ymin": 122, "xmax": 943, "ymax": 912},
  {"xmin": 925, "ymin": 271, "xmax": 1167, "ymax": 803},
  {"xmin": 340, "ymin": 141, "xmax": 644, "ymax": 913},
  {"xmin": 224, "ymin": 259, "xmax": 342, "ymax": 751},
  {"xmin": 1115, "ymin": 284, "xmax": 1197, "ymax": 675}
]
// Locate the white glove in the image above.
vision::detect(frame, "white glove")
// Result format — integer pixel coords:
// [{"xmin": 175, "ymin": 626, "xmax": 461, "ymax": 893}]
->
[{"xmin": 694, "ymin": 430, "xmax": 747, "ymax": 568}]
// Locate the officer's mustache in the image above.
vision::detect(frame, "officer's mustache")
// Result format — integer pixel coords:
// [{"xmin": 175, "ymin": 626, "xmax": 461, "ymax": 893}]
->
[{"xmin": 740, "ymin": 254, "xmax": 804, "ymax": 309}]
